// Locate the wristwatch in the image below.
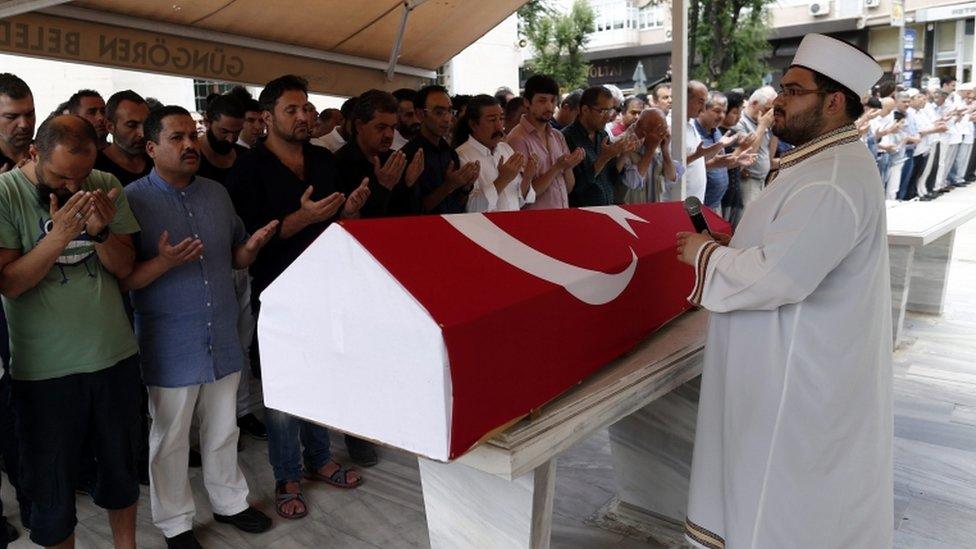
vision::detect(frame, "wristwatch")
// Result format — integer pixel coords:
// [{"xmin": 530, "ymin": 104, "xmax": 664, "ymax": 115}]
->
[{"xmin": 89, "ymin": 226, "xmax": 110, "ymax": 243}]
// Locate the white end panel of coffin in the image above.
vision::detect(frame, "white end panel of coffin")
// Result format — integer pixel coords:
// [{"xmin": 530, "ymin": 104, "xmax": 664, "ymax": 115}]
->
[{"xmin": 258, "ymin": 224, "xmax": 452, "ymax": 461}]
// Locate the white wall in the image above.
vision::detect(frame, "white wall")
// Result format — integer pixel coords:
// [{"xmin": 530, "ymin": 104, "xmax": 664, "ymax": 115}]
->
[
  {"xmin": 0, "ymin": 53, "xmax": 196, "ymax": 119},
  {"xmin": 443, "ymin": 14, "xmax": 521, "ymax": 95}
]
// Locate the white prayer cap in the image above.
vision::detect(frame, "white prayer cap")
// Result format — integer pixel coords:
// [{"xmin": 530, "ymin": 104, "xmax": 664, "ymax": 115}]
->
[
  {"xmin": 791, "ymin": 33, "xmax": 882, "ymax": 100},
  {"xmin": 906, "ymin": 88, "xmax": 920, "ymax": 98},
  {"xmin": 957, "ymin": 81, "xmax": 976, "ymax": 91}
]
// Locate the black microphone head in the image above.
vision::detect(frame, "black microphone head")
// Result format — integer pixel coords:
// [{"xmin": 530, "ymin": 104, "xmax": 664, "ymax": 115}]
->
[{"xmin": 683, "ymin": 196, "xmax": 702, "ymax": 216}]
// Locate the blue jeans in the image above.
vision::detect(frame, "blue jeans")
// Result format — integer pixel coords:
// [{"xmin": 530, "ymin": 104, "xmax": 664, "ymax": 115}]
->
[
  {"xmin": 264, "ymin": 408, "xmax": 332, "ymax": 484},
  {"xmin": 897, "ymin": 151, "xmax": 915, "ymax": 200}
]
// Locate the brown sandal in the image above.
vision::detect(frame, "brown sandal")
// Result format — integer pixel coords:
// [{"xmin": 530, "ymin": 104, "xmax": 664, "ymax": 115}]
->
[{"xmin": 275, "ymin": 481, "xmax": 308, "ymax": 520}]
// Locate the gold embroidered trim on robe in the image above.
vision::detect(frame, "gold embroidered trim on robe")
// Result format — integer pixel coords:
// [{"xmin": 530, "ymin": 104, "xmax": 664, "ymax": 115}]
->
[
  {"xmin": 685, "ymin": 517, "xmax": 726, "ymax": 549},
  {"xmin": 766, "ymin": 124, "xmax": 861, "ymax": 186},
  {"xmin": 688, "ymin": 241, "xmax": 721, "ymax": 306}
]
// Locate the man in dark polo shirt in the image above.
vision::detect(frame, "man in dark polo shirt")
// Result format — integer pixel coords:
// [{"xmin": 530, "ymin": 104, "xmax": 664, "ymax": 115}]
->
[
  {"xmin": 225, "ymin": 74, "xmax": 369, "ymax": 522},
  {"xmin": 335, "ymin": 89, "xmax": 423, "ymax": 217},
  {"xmin": 402, "ymin": 85, "xmax": 479, "ymax": 214},
  {"xmin": 95, "ymin": 90, "xmax": 153, "ymax": 186},
  {"xmin": 562, "ymin": 86, "xmax": 637, "ymax": 207}
]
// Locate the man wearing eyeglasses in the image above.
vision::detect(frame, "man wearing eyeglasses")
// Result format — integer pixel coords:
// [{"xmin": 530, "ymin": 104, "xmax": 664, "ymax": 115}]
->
[
  {"xmin": 562, "ymin": 86, "xmax": 638, "ymax": 207},
  {"xmin": 676, "ymin": 34, "xmax": 893, "ymax": 549},
  {"xmin": 402, "ymin": 85, "xmax": 479, "ymax": 215}
]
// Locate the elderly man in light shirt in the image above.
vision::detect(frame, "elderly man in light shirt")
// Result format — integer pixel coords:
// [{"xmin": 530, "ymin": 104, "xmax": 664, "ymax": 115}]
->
[
  {"xmin": 457, "ymin": 95, "xmax": 537, "ymax": 212},
  {"xmin": 614, "ymin": 108, "xmax": 679, "ymax": 204}
]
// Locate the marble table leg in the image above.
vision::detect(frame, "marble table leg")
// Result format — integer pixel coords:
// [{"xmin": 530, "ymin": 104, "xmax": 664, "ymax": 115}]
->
[
  {"xmin": 418, "ymin": 456, "xmax": 556, "ymax": 549},
  {"xmin": 600, "ymin": 377, "xmax": 700, "ymax": 541},
  {"xmin": 888, "ymin": 243, "xmax": 916, "ymax": 343},
  {"xmin": 907, "ymin": 231, "xmax": 956, "ymax": 315}
]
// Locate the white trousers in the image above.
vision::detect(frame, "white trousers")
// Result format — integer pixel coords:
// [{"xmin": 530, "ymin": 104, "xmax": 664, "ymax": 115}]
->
[
  {"xmin": 952, "ymin": 142, "xmax": 972, "ymax": 184},
  {"xmin": 935, "ymin": 143, "xmax": 959, "ymax": 190},
  {"xmin": 149, "ymin": 372, "xmax": 250, "ymax": 538},
  {"xmin": 916, "ymin": 151, "xmax": 934, "ymax": 198},
  {"xmin": 886, "ymin": 158, "xmax": 906, "ymax": 200}
]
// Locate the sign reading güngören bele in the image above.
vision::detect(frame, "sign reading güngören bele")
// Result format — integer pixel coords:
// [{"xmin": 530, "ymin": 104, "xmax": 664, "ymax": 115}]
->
[{"xmin": 0, "ymin": 17, "xmax": 245, "ymax": 80}]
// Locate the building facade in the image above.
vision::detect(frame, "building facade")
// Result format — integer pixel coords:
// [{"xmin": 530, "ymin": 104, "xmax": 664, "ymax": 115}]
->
[{"xmin": 537, "ymin": 0, "xmax": 976, "ymax": 92}]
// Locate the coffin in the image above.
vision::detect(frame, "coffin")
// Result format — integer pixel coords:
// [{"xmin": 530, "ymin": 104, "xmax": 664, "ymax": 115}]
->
[{"xmin": 259, "ymin": 203, "xmax": 729, "ymax": 461}]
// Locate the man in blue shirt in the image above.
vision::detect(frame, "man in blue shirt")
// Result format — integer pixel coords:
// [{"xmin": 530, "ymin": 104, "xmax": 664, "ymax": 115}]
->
[{"xmin": 123, "ymin": 106, "xmax": 277, "ymax": 549}]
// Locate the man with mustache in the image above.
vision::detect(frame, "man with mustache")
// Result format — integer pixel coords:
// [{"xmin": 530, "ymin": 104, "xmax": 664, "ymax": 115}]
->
[
  {"xmin": 0, "ymin": 74, "xmax": 35, "ymax": 172},
  {"xmin": 677, "ymin": 34, "xmax": 892, "ymax": 549},
  {"xmin": 95, "ymin": 90, "xmax": 152, "ymax": 186},
  {"xmin": 506, "ymin": 74, "xmax": 584, "ymax": 209},
  {"xmin": 391, "ymin": 88, "xmax": 421, "ymax": 151},
  {"xmin": 335, "ymin": 89, "xmax": 423, "ymax": 218},
  {"xmin": 226, "ymin": 75, "xmax": 370, "ymax": 522},
  {"xmin": 455, "ymin": 94, "xmax": 537, "ymax": 212},
  {"xmin": 123, "ymin": 106, "xmax": 275, "ymax": 549},
  {"xmin": 0, "ymin": 114, "xmax": 141, "ymax": 549},
  {"xmin": 66, "ymin": 90, "xmax": 109, "ymax": 151}
]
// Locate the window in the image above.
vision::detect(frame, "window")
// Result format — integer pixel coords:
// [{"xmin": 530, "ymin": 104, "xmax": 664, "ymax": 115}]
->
[
  {"xmin": 638, "ymin": 6, "xmax": 665, "ymax": 29},
  {"xmin": 193, "ymin": 79, "xmax": 237, "ymax": 113}
]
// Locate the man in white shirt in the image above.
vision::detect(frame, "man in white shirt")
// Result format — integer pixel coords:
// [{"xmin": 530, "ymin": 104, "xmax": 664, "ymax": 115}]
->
[
  {"xmin": 456, "ymin": 95, "xmax": 537, "ymax": 212},
  {"xmin": 317, "ymin": 96, "xmax": 357, "ymax": 153},
  {"xmin": 677, "ymin": 33, "xmax": 892, "ymax": 549},
  {"xmin": 664, "ymin": 81, "xmax": 736, "ymax": 202},
  {"xmin": 948, "ymin": 84, "xmax": 974, "ymax": 187}
]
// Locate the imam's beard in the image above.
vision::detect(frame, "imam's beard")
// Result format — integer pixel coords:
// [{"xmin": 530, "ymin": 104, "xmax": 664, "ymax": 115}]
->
[
  {"xmin": 207, "ymin": 129, "xmax": 234, "ymax": 155},
  {"xmin": 771, "ymin": 102, "xmax": 826, "ymax": 147},
  {"xmin": 35, "ymin": 168, "xmax": 77, "ymax": 208}
]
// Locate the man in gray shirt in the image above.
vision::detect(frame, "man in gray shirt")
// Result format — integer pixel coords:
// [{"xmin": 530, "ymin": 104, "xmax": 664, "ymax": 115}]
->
[{"xmin": 731, "ymin": 87, "xmax": 777, "ymax": 225}]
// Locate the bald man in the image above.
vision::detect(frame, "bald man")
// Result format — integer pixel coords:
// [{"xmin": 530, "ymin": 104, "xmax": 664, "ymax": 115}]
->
[
  {"xmin": 0, "ymin": 114, "xmax": 142, "ymax": 548},
  {"xmin": 614, "ymin": 108, "xmax": 677, "ymax": 203}
]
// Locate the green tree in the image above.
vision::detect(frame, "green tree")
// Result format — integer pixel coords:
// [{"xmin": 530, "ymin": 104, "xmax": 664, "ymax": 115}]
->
[
  {"xmin": 522, "ymin": 0, "xmax": 596, "ymax": 90},
  {"xmin": 688, "ymin": 0, "xmax": 773, "ymax": 90}
]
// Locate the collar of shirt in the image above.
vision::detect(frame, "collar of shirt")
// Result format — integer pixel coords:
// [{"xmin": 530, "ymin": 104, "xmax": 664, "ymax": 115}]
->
[
  {"xmin": 462, "ymin": 135, "xmax": 504, "ymax": 158},
  {"xmin": 147, "ymin": 167, "xmax": 201, "ymax": 196}
]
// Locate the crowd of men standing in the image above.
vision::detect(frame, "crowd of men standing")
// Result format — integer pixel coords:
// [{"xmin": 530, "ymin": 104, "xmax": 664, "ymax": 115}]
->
[{"xmin": 0, "ymin": 66, "xmax": 969, "ymax": 549}]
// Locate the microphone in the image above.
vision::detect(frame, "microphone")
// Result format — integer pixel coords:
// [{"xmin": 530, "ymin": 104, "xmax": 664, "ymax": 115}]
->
[{"xmin": 683, "ymin": 196, "xmax": 711, "ymax": 235}]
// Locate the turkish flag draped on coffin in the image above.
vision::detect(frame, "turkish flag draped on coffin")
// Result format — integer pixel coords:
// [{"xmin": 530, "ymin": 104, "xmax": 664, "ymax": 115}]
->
[{"xmin": 258, "ymin": 203, "xmax": 730, "ymax": 461}]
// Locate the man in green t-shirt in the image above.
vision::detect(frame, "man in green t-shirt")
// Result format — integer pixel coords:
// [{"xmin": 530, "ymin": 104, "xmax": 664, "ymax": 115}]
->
[{"xmin": 0, "ymin": 115, "xmax": 141, "ymax": 548}]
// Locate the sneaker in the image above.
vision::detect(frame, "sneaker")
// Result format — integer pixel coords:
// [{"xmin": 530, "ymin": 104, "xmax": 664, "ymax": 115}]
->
[
  {"xmin": 214, "ymin": 507, "xmax": 273, "ymax": 533},
  {"xmin": 165, "ymin": 530, "xmax": 203, "ymax": 549},
  {"xmin": 237, "ymin": 413, "xmax": 268, "ymax": 440}
]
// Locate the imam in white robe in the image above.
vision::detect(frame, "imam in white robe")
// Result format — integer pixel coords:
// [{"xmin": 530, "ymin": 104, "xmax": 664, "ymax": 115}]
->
[{"xmin": 684, "ymin": 124, "xmax": 894, "ymax": 549}]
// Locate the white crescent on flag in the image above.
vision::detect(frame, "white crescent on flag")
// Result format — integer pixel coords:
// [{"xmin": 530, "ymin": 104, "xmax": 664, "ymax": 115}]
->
[{"xmin": 443, "ymin": 206, "xmax": 649, "ymax": 305}]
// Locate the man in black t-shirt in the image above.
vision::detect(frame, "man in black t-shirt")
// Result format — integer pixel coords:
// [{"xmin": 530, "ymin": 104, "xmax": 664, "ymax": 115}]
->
[
  {"xmin": 226, "ymin": 75, "xmax": 370, "ymax": 523},
  {"xmin": 95, "ymin": 90, "xmax": 152, "ymax": 185},
  {"xmin": 198, "ymin": 94, "xmax": 249, "ymax": 185},
  {"xmin": 335, "ymin": 89, "xmax": 423, "ymax": 217}
]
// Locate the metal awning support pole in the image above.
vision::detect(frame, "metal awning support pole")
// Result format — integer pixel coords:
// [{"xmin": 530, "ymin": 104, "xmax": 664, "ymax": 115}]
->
[
  {"xmin": 387, "ymin": 0, "xmax": 430, "ymax": 81},
  {"xmin": 672, "ymin": 0, "xmax": 689, "ymax": 200},
  {"xmin": 0, "ymin": 0, "xmax": 72, "ymax": 19}
]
